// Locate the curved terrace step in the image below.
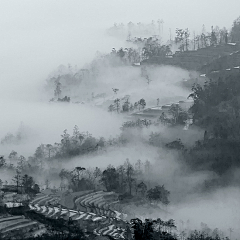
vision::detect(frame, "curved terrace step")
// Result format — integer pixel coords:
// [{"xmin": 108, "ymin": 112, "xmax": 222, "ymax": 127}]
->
[
  {"xmin": 0, "ymin": 216, "xmax": 24, "ymax": 223},
  {"xmin": 1, "ymin": 221, "xmax": 39, "ymax": 233}
]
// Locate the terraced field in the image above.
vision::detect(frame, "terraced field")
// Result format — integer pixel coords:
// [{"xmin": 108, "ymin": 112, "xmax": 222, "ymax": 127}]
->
[
  {"xmin": 29, "ymin": 191, "xmax": 128, "ymax": 239},
  {"xmin": 0, "ymin": 215, "xmax": 45, "ymax": 239}
]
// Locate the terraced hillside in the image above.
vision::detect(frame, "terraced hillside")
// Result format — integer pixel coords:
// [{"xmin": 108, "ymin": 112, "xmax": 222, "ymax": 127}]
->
[
  {"xmin": 29, "ymin": 191, "xmax": 127, "ymax": 239},
  {"xmin": 0, "ymin": 215, "xmax": 45, "ymax": 239},
  {"xmin": 198, "ymin": 48, "xmax": 240, "ymax": 81},
  {"xmin": 142, "ymin": 43, "xmax": 240, "ymax": 71},
  {"xmin": 201, "ymin": 50, "xmax": 240, "ymax": 73}
]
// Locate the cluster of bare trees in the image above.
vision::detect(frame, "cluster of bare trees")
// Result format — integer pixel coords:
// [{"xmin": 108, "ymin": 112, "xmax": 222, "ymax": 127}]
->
[
  {"xmin": 32, "ymin": 126, "xmax": 107, "ymax": 160},
  {"xmin": 109, "ymin": 97, "xmax": 147, "ymax": 113},
  {"xmin": 230, "ymin": 16, "xmax": 240, "ymax": 42},
  {"xmin": 1, "ymin": 123, "xmax": 29, "ymax": 145},
  {"xmin": 58, "ymin": 159, "xmax": 150, "ymax": 195},
  {"xmin": 107, "ymin": 20, "xmax": 165, "ymax": 40},
  {"xmin": 11, "ymin": 171, "xmax": 40, "ymax": 194},
  {"xmin": 128, "ymin": 218, "xmax": 177, "ymax": 240},
  {"xmin": 57, "ymin": 159, "xmax": 170, "ymax": 207},
  {"xmin": 127, "ymin": 37, "xmax": 172, "ymax": 60},
  {"xmin": 111, "ymin": 47, "xmax": 141, "ymax": 64},
  {"xmin": 59, "ymin": 166, "xmax": 101, "ymax": 192},
  {"xmin": 175, "ymin": 25, "xmax": 229, "ymax": 52},
  {"xmin": 121, "ymin": 119, "xmax": 152, "ymax": 130},
  {"xmin": 46, "ymin": 65, "xmax": 90, "ymax": 101}
]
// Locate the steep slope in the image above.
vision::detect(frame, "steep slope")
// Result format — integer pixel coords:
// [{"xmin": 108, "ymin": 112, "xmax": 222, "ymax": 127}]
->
[{"xmin": 142, "ymin": 43, "xmax": 240, "ymax": 71}]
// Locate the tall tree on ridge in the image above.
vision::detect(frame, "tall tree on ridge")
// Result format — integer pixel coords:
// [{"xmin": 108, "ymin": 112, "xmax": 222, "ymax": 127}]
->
[
  {"xmin": 12, "ymin": 170, "xmax": 21, "ymax": 193},
  {"xmin": 124, "ymin": 159, "xmax": 135, "ymax": 195}
]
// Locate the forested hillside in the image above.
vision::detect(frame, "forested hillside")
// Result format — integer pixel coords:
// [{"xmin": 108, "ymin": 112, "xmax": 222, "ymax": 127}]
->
[{"xmin": 1, "ymin": 11, "xmax": 240, "ymax": 240}]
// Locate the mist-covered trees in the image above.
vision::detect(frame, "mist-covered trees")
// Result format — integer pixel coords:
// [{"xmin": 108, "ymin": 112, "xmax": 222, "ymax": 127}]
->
[
  {"xmin": 165, "ymin": 139, "xmax": 185, "ymax": 150},
  {"xmin": 109, "ymin": 47, "xmax": 141, "ymax": 65},
  {"xmin": 22, "ymin": 174, "xmax": 35, "ymax": 193},
  {"xmin": 187, "ymin": 230, "xmax": 230, "ymax": 240},
  {"xmin": 146, "ymin": 185, "xmax": 170, "ymax": 205},
  {"xmin": 114, "ymin": 98, "xmax": 121, "ymax": 113},
  {"xmin": 107, "ymin": 20, "xmax": 163, "ymax": 39},
  {"xmin": 138, "ymin": 99, "xmax": 146, "ymax": 110},
  {"xmin": 230, "ymin": 16, "xmax": 240, "ymax": 42},
  {"xmin": 55, "ymin": 158, "xmax": 169, "ymax": 206},
  {"xmin": 189, "ymin": 75, "xmax": 240, "ymax": 138},
  {"xmin": 124, "ymin": 159, "xmax": 135, "ymax": 195},
  {"xmin": 122, "ymin": 99, "xmax": 131, "ymax": 112},
  {"xmin": 121, "ymin": 119, "xmax": 152, "ymax": 131},
  {"xmin": 149, "ymin": 132, "xmax": 162, "ymax": 147},
  {"xmin": 131, "ymin": 218, "xmax": 154, "ymax": 240},
  {"xmin": 59, "ymin": 167, "xmax": 94, "ymax": 192},
  {"xmin": 46, "ymin": 65, "xmax": 88, "ymax": 102},
  {"xmin": 172, "ymin": 24, "xmax": 230, "ymax": 52},
  {"xmin": 136, "ymin": 182, "xmax": 147, "ymax": 197},
  {"xmin": 100, "ymin": 160, "xmax": 137, "ymax": 194},
  {"xmin": 11, "ymin": 170, "xmax": 39, "ymax": 194},
  {"xmin": 32, "ymin": 126, "xmax": 106, "ymax": 159},
  {"xmin": 54, "ymin": 77, "xmax": 62, "ymax": 99},
  {"xmin": 1, "ymin": 123, "xmax": 29, "ymax": 145},
  {"xmin": 130, "ymin": 218, "xmax": 178, "ymax": 240},
  {"xmin": 168, "ymin": 104, "xmax": 188, "ymax": 124},
  {"xmin": 70, "ymin": 167, "xmax": 95, "ymax": 192},
  {"xmin": 142, "ymin": 40, "xmax": 172, "ymax": 59},
  {"xmin": 101, "ymin": 166, "xmax": 120, "ymax": 191},
  {"xmin": 0, "ymin": 156, "xmax": 6, "ymax": 168},
  {"xmin": 175, "ymin": 28, "xmax": 190, "ymax": 51},
  {"xmin": 181, "ymin": 73, "xmax": 240, "ymax": 176},
  {"xmin": 12, "ymin": 170, "xmax": 21, "ymax": 193},
  {"xmin": 108, "ymin": 97, "xmax": 147, "ymax": 114}
]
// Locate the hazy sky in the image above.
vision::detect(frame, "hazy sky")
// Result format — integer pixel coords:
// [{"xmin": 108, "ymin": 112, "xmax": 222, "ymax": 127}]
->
[{"xmin": 1, "ymin": 0, "xmax": 240, "ymax": 97}]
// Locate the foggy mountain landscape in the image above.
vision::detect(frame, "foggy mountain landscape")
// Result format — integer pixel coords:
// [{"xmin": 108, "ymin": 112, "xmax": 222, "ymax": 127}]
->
[{"xmin": 1, "ymin": 1, "xmax": 240, "ymax": 240}]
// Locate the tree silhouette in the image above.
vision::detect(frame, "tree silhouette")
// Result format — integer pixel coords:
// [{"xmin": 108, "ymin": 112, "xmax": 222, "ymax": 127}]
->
[
  {"xmin": 114, "ymin": 98, "xmax": 121, "ymax": 113},
  {"xmin": 146, "ymin": 185, "xmax": 170, "ymax": 205},
  {"xmin": 138, "ymin": 99, "xmax": 146, "ymax": 110},
  {"xmin": 54, "ymin": 77, "xmax": 62, "ymax": 99},
  {"xmin": 12, "ymin": 170, "xmax": 21, "ymax": 193}
]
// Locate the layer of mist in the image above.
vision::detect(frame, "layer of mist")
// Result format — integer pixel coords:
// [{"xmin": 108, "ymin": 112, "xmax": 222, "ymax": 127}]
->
[
  {"xmin": 1, "ymin": 2, "xmax": 240, "ymax": 239},
  {"xmin": 0, "ymin": 101, "xmax": 123, "ymax": 157}
]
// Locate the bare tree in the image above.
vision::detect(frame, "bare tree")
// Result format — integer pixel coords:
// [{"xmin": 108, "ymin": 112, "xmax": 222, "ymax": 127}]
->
[
  {"xmin": 114, "ymin": 98, "xmax": 121, "ymax": 113},
  {"xmin": 124, "ymin": 159, "xmax": 135, "ymax": 195},
  {"xmin": 144, "ymin": 160, "xmax": 151, "ymax": 188},
  {"xmin": 45, "ymin": 179, "xmax": 50, "ymax": 189},
  {"xmin": 54, "ymin": 76, "xmax": 62, "ymax": 99},
  {"xmin": 184, "ymin": 28, "xmax": 190, "ymax": 51},
  {"xmin": 46, "ymin": 144, "xmax": 53, "ymax": 159},
  {"xmin": 12, "ymin": 170, "xmax": 22, "ymax": 193},
  {"xmin": 108, "ymin": 104, "xmax": 115, "ymax": 113},
  {"xmin": 145, "ymin": 75, "xmax": 152, "ymax": 86}
]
